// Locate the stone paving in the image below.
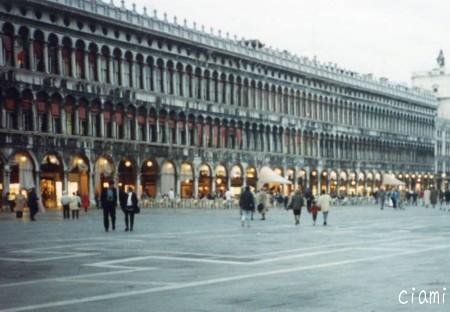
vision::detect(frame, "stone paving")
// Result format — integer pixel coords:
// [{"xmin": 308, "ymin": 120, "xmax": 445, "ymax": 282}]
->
[{"xmin": 0, "ymin": 204, "xmax": 449, "ymax": 312}]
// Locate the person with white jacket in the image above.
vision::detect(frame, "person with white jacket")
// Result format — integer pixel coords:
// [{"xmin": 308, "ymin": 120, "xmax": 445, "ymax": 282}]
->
[
  {"xmin": 317, "ymin": 192, "xmax": 332, "ymax": 226},
  {"xmin": 69, "ymin": 192, "xmax": 81, "ymax": 219}
]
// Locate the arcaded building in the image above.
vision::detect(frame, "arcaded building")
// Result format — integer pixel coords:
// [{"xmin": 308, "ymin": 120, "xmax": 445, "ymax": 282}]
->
[{"xmin": 0, "ymin": 0, "xmax": 437, "ymax": 208}]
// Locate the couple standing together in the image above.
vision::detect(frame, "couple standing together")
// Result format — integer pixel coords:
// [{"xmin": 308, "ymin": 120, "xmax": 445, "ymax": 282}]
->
[{"xmin": 100, "ymin": 182, "xmax": 139, "ymax": 232}]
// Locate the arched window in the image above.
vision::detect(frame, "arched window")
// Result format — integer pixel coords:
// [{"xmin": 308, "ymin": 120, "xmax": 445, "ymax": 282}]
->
[
  {"xmin": 113, "ymin": 49, "xmax": 122, "ymax": 85},
  {"xmin": 88, "ymin": 43, "xmax": 98, "ymax": 81},
  {"xmin": 48, "ymin": 34, "xmax": 59, "ymax": 74},
  {"xmin": 91, "ymin": 102, "xmax": 101, "ymax": 137},
  {"xmin": 50, "ymin": 94, "xmax": 62, "ymax": 133},
  {"xmin": 75, "ymin": 40, "xmax": 85, "ymax": 79},
  {"xmin": 36, "ymin": 92, "xmax": 48, "ymax": 132},
  {"xmin": 136, "ymin": 54, "xmax": 144, "ymax": 89},
  {"xmin": 100, "ymin": 46, "xmax": 110, "ymax": 83},
  {"xmin": 2, "ymin": 23, "xmax": 15, "ymax": 67},
  {"xmin": 61, "ymin": 37, "xmax": 72, "ymax": 77},
  {"xmin": 124, "ymin": 51, "xmax": 133, "ymax": 87},
  {"xmin": 33, "ymin": 31, "xmax": 45, "ymax": 72}
]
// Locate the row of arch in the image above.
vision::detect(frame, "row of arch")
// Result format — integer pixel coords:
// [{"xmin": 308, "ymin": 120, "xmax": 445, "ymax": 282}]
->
[
  {"xmin": 0, "ymin": 88, "xmax": 434, "ymax": 165},
  {"xmin": 0, "ymin": 22, "xmax": 434, "ymax": 138},
  {"xmin": 0, "ymin": 150, "xmax": 436, "ymax": 209}
]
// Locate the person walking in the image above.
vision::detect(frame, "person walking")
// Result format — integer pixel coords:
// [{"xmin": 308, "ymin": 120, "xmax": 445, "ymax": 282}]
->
[
  {"xmin": 304, "ymin": 188, "xmax": 314, "ymax": 212},
  {"xmin": 27, "ymin": 188, "xmax": 39, "ymax": 221},
  {"xmin": 8, "ymin": 192, "xmax": 16, "ymax": 213},
  {"xmin": 430, "ymin": 187, "xmax": 438, "ymax": 209},
  {"xmin": 423, "ymin": 188, "xmax": 431, "ymax": 208},
  {"xmin": 14, "ymin": 190, "xmax": 27, "ymax": 219},
  {"xmin": 225, "ymin": 189, "xmax": 232, "ymax": 209},
  {"xmin": 378, "ymin": 188, "xmax": 386, "ymax": 210},
  {"xmin": 309, "ymin": 200, "xmax": 321, "ymax": 226},
  {"xmin": 256, "ymin": 189, "xmax": 269, "ymax": 220},
  {"xmin": 70, "ymin": 192, "xmax": 81, "ymax": 219},
  {"xmin": 60, "ymin": 191, "xmax": 72, "ymax": 219},
  {"xmin": 100, "ymin": 181, "xmax": 117, "ymax": 232},
  {"xmin": 239, "ymin": 186, "xmax": 255, "ymax": 227},
  {"xmin": 121, "ymin": 186, "xmax": 138, "ymax": 232},
  {"xmin": 81, "ymin": 193, "xmax": 89, "ymax": 213},
  {"xmin": 168, "ymin": 188, "xmax": 175, "ymax": 208},
  {"xmin": 288, "ymin": 189, "xmax": 304, "ymax": 226},
  {"xmin": 318, "ymin": 192, "xmax": 331, "ymax": 226},
  {"xmin": 391, "ymin": 189, "xmax": 399, "ymax": 209}
]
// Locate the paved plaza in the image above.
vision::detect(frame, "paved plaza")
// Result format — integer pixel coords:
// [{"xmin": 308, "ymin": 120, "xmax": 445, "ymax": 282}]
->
[{"xmin": 0, "ymin": 204, "xmax": 449, "ymax": 312}]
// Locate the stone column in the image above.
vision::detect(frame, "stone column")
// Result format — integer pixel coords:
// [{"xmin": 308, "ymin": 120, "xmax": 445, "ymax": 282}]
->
[
  {"xmin": 74, "ymin": 109, "xmax": 80, "ymax": 135},
  {"xmin": 108, "ymin": 57, "xmax": 114, "ymax": 85},
  {"xmin": 156, "ymin": 118, "xmax": 161, "ymax": 143},
  {"xmin": 70, "ymin": 49, "xmax": 76, "ymax": 77},
  {"xmin": 0, "ymin": 36, "xmax": 4, "ymax": 66},
  {"xmin": 63, "ymin": 170, "xmax": 69, "ymax": 192},
  {"xmin": 57, "ymin": 47, "xmax": 63, "ymax": 76},
  {"xmin": 31, "ymin": 100, "xmax": 37, "ymax": 131},
  {"xmin": 100, "ymin": 113, "xmax": 105, "ymax": 137},
  {"xmin": 60, "ymin": 108, "xmax": 66, "ymax": 135},
  {"xmin": 29, "ymin": 39, "xmax": 35, "ymax": 71},
  {"xmin": 3, "ymin": 166, "xmax": 10, "ymax": 197},
  {"xmin": 43, "ymin": 43, "xmax": 49, "ymax": 73},
  {"xmin": 89, "ymin": 171, "xmax": 96, "ymax": 207},
  {"xmin": 14, "ymin": 36, "xmax": 20, "ymax": 68},
  {"xmin": 211, "ymin": 174, "xmax": 216, "ymax": 194},
  {"xmin": 194, "ymin": 172, "xmax": 199, "ymax": 198},
  {"xmin": 136, "ymin": 173, "xmax": 141, "ymax": 199},
  {"xmin": 84, "ymin": 51, "xmax": 89, "ymax": 80},
  {"xmin": 120, "ymin": 59, "xmax": 126, "ymax": 87},
  {"xmin": 96, "ymin": 54, "xmax": 101, "ymax": 82}
]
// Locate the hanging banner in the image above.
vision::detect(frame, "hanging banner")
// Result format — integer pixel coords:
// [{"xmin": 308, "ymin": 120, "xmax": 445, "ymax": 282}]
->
[
  {"xmin": 212, "ymin": 125, "xmax": 219, "ymax": 147},
  {"xmin": 51, "ymin": 103, "xmax": 60, "ymax": 116},
  {"xmin": 78, "ymin": 106, "xmax": 86, "ymax": 120}
]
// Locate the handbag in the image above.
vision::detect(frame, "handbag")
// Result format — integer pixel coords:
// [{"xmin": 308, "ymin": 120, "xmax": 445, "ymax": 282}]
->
[{"xmin": 134, "ymin": 205, "xmax": 140, "ymax": 214}]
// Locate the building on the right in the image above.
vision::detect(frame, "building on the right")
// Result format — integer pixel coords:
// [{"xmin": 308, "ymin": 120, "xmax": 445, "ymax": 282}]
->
[{"xmin": 412, "ymin": 50, "xmax": 450, "ymax": 190}]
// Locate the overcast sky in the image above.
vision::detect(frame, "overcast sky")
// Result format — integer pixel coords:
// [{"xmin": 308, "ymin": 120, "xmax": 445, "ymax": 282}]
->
[{"xmin": 127, "ymin": 0, "xmax": 448, "ymax": 85}]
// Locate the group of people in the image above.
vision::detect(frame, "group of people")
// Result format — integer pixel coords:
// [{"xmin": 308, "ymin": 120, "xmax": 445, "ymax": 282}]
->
[
  {"xmin": 100, "ymin": 181, "xmax": 140, "ymax": 232},
  {"xmin": 1, "ymin": 188, "xmax": 39, "ymax": 221},
  {"xmin": 238, "ymin": 186, "xmax": 332, "ymax": 227},
  {"xmin": 60, "ymin": 192, "xmax": 88, "ymax": 220},
  {"xmin": 377, "ymin": 187, "xmax": 450, "ymax": 211}
]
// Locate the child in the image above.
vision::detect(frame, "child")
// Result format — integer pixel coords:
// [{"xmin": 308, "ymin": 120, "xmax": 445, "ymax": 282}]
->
[{"xmin": 309, "ymin": 200, "xmax": 321, "ymax": 226}]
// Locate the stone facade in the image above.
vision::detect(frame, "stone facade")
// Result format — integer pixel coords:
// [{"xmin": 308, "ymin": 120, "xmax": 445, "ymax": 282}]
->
[
  {"xmin": 0, "ymin": 0, "xmax": 437, "ymax": 208},
  {"xmin": 412, "ymin": 50, "xmax": 450, "ymax": 190}
]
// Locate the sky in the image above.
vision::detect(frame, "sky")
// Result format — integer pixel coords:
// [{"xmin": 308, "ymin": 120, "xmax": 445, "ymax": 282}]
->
[{"xmin": 125, "ymin": 0, "xmax": 449, "ymax": 85}]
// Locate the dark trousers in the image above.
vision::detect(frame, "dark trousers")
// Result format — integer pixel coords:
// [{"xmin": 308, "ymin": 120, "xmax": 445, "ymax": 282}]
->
[
  {"xmin": 124, "ymin": 210, "xmax": 135, "ymax": 230},
  {"xmin": 63, "ymin": 205, "xmax": 70, "ymax": 219},
  {"xmin": 103, "ymin": 206, "xmax": 116, "ymax": 231},
  {"xmin": 312, "ymin": 211, "xmax": 318, "ymax": 222},
  {"xmin": 71, "ymin": 210, "xmax": 79, "ymax": 219},
  {"xmin": 30, "ymin": 207, "xmax": 38, "ymax": 220}
]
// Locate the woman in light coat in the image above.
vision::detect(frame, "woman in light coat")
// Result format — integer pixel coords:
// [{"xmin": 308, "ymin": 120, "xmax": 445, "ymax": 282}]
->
[
  {"xmin": 256, "ymin": 190, "xmax": 271, "ymax": 220},
  {"xmin": 14, "ymin": 190, "xmax": 27, "ymax": 218},
  {"xmin": 69, "ymin": 192, "xmax": 81, "ymax": 219},
  {"xmin": 317, "ymin": 193, "xmax": 331, "ymax": 226},
  {"xmin": 423, "ymin": 189, "xmax": 431, "ymax": 208}
]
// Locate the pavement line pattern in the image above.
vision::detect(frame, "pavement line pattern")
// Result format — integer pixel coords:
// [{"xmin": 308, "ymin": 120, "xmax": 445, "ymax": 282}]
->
[{"xmin": 1, "ymin": 245, "xmax": 448, "ymax": 312}]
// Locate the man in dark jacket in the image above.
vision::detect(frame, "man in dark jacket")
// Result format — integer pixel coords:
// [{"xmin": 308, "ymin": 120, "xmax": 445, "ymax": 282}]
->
[
  {"xmin": 289, "ymin": 189, "xmax": 304, "ymax": 225},
  {"xmin": 304, "ymin": 188, "xmax": 314, "ymax": 212},
  {"xmin": 239, "ymin": 186, "xmax": 255, "ymax": 227},
  {"xmin": 27, "ymin": 188, "xmax": 39, "ymax": 221},
  {"xmin": 120, "ymin": 186, "xmax": 138, "ymax": 232},
  {"xmin": 101, "ymin": 181, "xmax": 117, "ymax": 232}
]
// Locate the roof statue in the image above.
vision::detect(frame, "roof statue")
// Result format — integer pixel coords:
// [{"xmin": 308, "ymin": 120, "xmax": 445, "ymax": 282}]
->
[{"xmin": 437, "ymin": 49, "xmax": 445, "ymax": 68}]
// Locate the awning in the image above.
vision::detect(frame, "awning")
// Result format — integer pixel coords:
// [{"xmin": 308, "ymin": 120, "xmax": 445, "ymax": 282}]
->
[
  {"xmin": 258, "ymin": 166, "xmax": 292, "ymax": 185},
  {"xmin": 382, "ymin": 174, "xmax": 405, "ymax": 186}
]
